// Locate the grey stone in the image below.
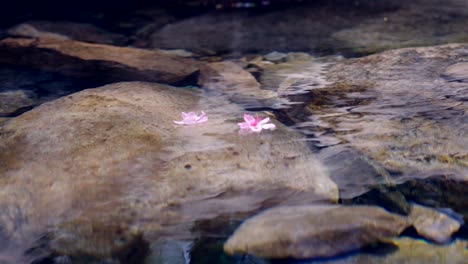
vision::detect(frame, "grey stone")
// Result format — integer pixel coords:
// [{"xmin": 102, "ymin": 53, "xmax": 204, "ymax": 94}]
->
[
  {"xmin": 264, "ymin": 51, "xmax": 287, "ymax": 62},
  {"xmin": 224, "ymin": 205, "xmax": 409, "ymax": 259},
  {"xmin": 409, "ymin": 203, "xmax": 461, "ymax": 243}
]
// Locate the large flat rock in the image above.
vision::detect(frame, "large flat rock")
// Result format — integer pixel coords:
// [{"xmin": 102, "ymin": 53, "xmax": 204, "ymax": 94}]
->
[
  {"xmin": 262, "ymin": 44, "xmax": 468, "ymax": 201},
  {"xmin": 0, "ymin": 82, "xmax": 337, "ymax": 261},
  {"xmin": 0, "ymin": 37, "xmax": 202, "ymax": 84}
]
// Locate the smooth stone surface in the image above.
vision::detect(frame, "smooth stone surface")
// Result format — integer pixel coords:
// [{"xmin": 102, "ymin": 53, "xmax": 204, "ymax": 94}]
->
[
  {"xmin": 443, "ymin": 62, "xmax": 468, "ymax": 82},
  {"xmin": 324, "ymin": 44, "xmax": 468, "ymax": 179},
  {"xmin": 134, "ymin": 0, "xmax": 468, "ymax": 55},
  {"xmin": 267, "ymin": 44, "xmax": 468, "ymax": 197},
  {"xmin": 319, "ymin": 146, "xmax": 389, "ymax": 199},
  {"xmin": 398, "ymin": 177, "xmax": 468, "ymax": 223},
  {"xmin": 0, "ymin": 90, "xmax": 34, "ymax": 117},
  {"xmin": 304, "ymin": 238, "xmax": 468, "ymax": 264},
  {"xmin": 264, "ymin": 51, "xmax": 287, "ymax": 62},
  {"xmin": 0, "ymin": 37, "xmax": 202, "ymax": 84},
  {"xmin": 133, "ymin": 1, "xmax": 397, "ymax": 54},
  {"xmin": 409, "ymin": 203, "xmax": 461, "ymax": 243},
  {"xmin": 224, "ymin": 205, "xmax": 409, "ymax": 259},
  {"xmin": 198, "ymin": 61, "xmax": 283, "ymax": 108},
  {"xmin": 47, "ymin": 219, "xmax": 148, "ymax": 262},
  {"xmin": 0, "ymin": 117, "xmax": 7, "ymax": 126},
  {"xmin": 0, "ymin": 82, "xmax": 337, "ymax": 261},
  {"xmin": 145, "ymin": 240, "xmax": 191, "ymax": 264},
  {"xmin": 332, "ymin": 0, "xmax": 468, "ymax": 55},
  {"xmin": 7, "ymin": 21, "xmax": 127, "ymax": 45}
]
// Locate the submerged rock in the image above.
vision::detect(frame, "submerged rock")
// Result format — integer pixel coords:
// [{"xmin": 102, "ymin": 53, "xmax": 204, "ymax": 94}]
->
[
  {"xmin": 146, "ymin": 240, "xmax": 191, "ymax": 264},
  {"xmin": 332, "ymin": 0, "xmax": 468, "ymax": 55},
  {"xmin": 133, "ymin": 0, "xmax": 468, "ymax": 56},
  {"xmin": 198, "ymin": 61, "xmax": 283, "ymax": 108},
  {"xmin": 224, "ymin": 205, "xmax": 409, "ymax": 259},
  {"xmin": 0, "ymin": 37, "xmax": 202, "ymax": 84},
  {"xmin": 303, "ymin": 237, "xmax": 468, "ymax": 264},
  {"xmin": 263, "ymin": 52, "xmax": 287, "ymax": 63},
  {"xmin": 409, "ymin": 203, "xmax": 461, "ymax": 244},
  {"xmin": 0, "ymin": 82, "xmax": 337, "ymax": 261},
  {"xmin": 323, "ymin": 44, "xmax": 468, "ymax": 179},
  {"xmin": 398, "ymin": 177, "xmax": 468, "ymax": 223},
  {"xmin": 7, "ymin": 21, "xmax": 127, "ymax": 45},
  {"xmin": 132, "ymin": 1, "xmax": 398, "ymax": 54},
  {"xmin": 0, "ymin": 90, "xmax": 34, "ymax": 117},
  {"xmin": 443, "ymin": 62, "xmax": 468, "ymax": 82},
  {"xmin": 47, "ymin": 219, "xmax": 148, "ymax": 263},
  {"xmin": 269, "ymin": 44, "xmax": 468, "ymax": 197}
]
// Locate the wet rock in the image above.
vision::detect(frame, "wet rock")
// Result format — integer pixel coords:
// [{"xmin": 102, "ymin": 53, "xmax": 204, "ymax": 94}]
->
[
  {"xmin": 7, "ymin": 21, "xmax": 127, "ymax": 45},
  {"xmin": 47, "ymin": 219, "xmax": 148, "ymax": 263},
  {"xmin": 0, "ymin": 117, "xmax": 7, "ymax": 126},
  {"xmin": 224, "ymin": 205, "xmax": 409, "ymax": 259},
  {"xmin": 264, "ymin": 51, "xmax": 287, "ymax": 63},
  {"xmin": 198, "ymin": 61, "xmax": 282, "ymax": 108},
  {"xmin": 0, "ymin": 82, "xmax": 337, "ymax": 260},
  {"xmin": 443, "ymin": 62, "xmax": 468, "ymax": 82},
  {"xmin": 302, "ymin": 238, "xmax": 468, "ymax": 264},
  {"xmin": 146, "ymin": 240, "xmax": 191, "ymax": 264},
  {"xmin": 156, "ymin": 49, "xmax": 195, "ymax": 58},
  {"xmin": 0, "ymin": 90, "xmax": 34, "ymax": 117},
  {"xmin": 398, "ymin": 177, "xmax": 468, "ymax": 223},
  {"xmin": 0, "ymin": 37, "xmax": 203, "ymax": 84},
  {"xmin": 319, "ymin": 146, "xmax": 390, "ymax": 199},
  {"xmin": 408, "ymin": 203, "xmax": 461, "ymax": 243},
  {"xmin": 302, "ymin": 44, "xmax": 468, "ymax": 180},
  {"xmin": 344, "ymin": 186, "xmax": 411, "ymax": 216},
  {"xmin": 332, "ymin": 0, "xmax": 468, "ymax": 55},
  {"xmin": 134, "ymin": 0, "xmax": 468, "ymax": 56},
  {"xmin": 134, "ymin": 1, "xmax": 399, "ymax": 54}
]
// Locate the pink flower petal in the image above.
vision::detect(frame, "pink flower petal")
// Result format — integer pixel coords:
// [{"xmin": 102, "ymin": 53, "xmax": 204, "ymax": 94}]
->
[
  {"xmin": 261, "ymin": 123, "xmax": 276, "ymax": 130},
  {"xmin": 243, "ymin": 113, "xmax": 256, "ymax": 124},
  {"xmin": 250, "ymin": 125, "xmax": 263, "ymax": 132},
  {"xmin": 239, "ymin": 113, "xmax": 276, "ymax": 133},
  {"xmin": 238, "ymin": 122, "xmax": 250, "ymax": 129},
  {"xmin": 174, "ymin": 111, "xmax": 208, "ymax": 125},
  {"xmin": 257, "ymin": 117, "xmax": 270, "ymax": 126}
]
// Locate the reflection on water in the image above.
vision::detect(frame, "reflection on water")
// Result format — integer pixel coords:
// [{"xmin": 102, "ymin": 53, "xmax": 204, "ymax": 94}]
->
[{"xmin": 0, "ymin": 1, "xmax": 467, "ymax": 263}]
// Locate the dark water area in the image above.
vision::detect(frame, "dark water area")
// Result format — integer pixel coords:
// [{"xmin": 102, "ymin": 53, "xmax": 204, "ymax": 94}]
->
[{"xmin": 0, "ymin": 0, "xmax": 467, "ymax": 263}]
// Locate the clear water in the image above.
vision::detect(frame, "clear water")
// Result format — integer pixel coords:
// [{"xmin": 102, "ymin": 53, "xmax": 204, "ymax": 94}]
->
[{"xmin": 0, "ymin": 0, "xmax": 467, "ymax": 263}]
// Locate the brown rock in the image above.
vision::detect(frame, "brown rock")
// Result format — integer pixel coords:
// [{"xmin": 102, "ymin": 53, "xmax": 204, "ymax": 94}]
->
[
  {"xmin": 0, "ymin": 37, "xmax": 203, "ymax": 84},
  {"xmin": 0, "ymin": 90, "xmax": 34, "ymax": 117},
  {"xmin": 0, "ymin": 82, "xmax": 337, "ymax": 260},
  {"xmin": 48, "ymin": 219, "xmax": 148, "ymax": 263},
  {"xmin": 409, "ymin": 203, "xmax": 461, "ymax": 243},
  {"xmin": 314, "ymin": 237, "xmax": 468, "ymax": 264},
  {"xmin": 198, "ymin": 61, "xmax": 284, "ymax": 108},
  {"xmin": 224, "ymin": 205, "xmax": 409, "ymax": 259},
  {"xmin": 7, "ymin": 21, "xmax": 127, "ymax": 45}
]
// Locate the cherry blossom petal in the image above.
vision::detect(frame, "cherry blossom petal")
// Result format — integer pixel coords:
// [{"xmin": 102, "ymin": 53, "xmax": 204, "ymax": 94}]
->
[
  {"xmin": 238, "ymin": 122, "xmax": 250, "ymax": 129},
  {"xmin": 243, "ymin": 114, "xmax": 256, "ymax": 124},
  {"xmin": 257, "ymin": 117, "xmax": 271, "ymax": 126},
  {"xmin": 250, "ymin": 125, "xmax": 263, "ymax": 132},
  {"xmin": 261, "ymin": 123, "xmax": 276, "ymax": 130}
]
